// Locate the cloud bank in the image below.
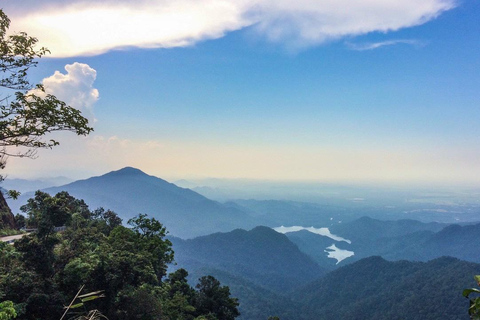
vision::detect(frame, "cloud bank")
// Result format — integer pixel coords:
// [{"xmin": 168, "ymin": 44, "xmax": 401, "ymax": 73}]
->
[
  {"xmin": 4, "ymin": 0, "xmax": 457, "ymax": 57},
  {"xmin": 33, "ymin": 63, "xmax": 99, "ymax": 123}
]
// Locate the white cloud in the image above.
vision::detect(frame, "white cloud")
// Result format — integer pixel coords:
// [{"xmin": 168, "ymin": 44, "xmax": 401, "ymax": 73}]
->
[
  {"xmin": 346, "ymin": 39, "xmax": 425, "ymax": 51},
  {"xmin": 32, "ymin": 63, "xmax": 99, "ymax": 123},
  {"xmin": 4, "ymin": 0, "xmax": 457, "ymax": 57}
]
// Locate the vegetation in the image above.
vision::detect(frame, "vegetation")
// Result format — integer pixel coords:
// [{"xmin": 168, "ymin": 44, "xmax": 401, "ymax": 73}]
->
[
  {"xmin": 0, "ymin": 10, "xmax": 240, "ymax": 320},
  {"xmin": 0, "ymin": 228, "xmax": 23, "ymax": 237},
  {"xmin": 294, "ymin": 256, "xmax": 480, "ymax": 320},
  {"xmin": 0, "ymin": 191, "xmax": 240, "ymax": 320},
  {"xmin": 0, "ymin": 9, "xmax": 93, "ymax": 170},
  {"xmin": 0, "ymin": 7, "xmax": 93, "ymax": 231},
  {"xmin": 463, "ymin": 275, "xmax": 480, "ymax": 319},
  {"xmin": 0, "ymin": 300, "xmax": 16, "ymax": 320},
  {"xmin": 171, "ymin": 226, "xmax": 324, "ymax": 294}
]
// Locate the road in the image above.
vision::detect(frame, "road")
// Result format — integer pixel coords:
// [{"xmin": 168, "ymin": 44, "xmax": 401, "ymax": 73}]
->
[{"xmin": 0, "ymin": 233, "xmax": 28, "ymax": 244}]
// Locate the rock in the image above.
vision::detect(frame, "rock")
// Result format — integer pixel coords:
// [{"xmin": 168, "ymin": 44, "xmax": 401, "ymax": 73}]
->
[{"xmin": 0, "ymin": 191, "xmax": 16, "ymax": 229}]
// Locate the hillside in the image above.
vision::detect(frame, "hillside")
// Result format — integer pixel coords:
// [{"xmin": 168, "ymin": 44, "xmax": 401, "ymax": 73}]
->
[
  {"xmin": 187, "ymin": 267, "xmax": 308, "ymax": 320},
  {"xmin": 170, "ymin": 226, "xmax": 326, "ymax": 293},
  {"xmin": 0, "ymin": 191, "xmax": 15, "ymax": 229},
  {"xmin": 283, "ymin": 216, "xmax": 480, "ymax": 272},
  {"xmin": 9, "ymin": 167, "xmax": 257, "ymax": 238},
  {"xmin": 388, "ymin": 222, "xmax": 480, "ymax": 262},
  {"xmin": 294, "ymin": 256, "xmax": 480, "ymax": 320}
]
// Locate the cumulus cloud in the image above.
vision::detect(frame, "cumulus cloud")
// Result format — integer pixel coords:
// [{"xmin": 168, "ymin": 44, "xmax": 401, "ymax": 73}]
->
[
  {"xmin": 32, "ymin": 63, "xmax": 99, "ymax": 123},
  {"xmin": 3, "ymin": 0, "xmax": 457, "ymax": 57},
  {"xmin": 346, "ymin": 39, "xmax": 425, "ymax": 51}
]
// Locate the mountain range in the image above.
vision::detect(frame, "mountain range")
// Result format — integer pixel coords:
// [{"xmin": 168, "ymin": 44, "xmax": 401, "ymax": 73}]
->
[
  {"xmin": 170, "ymin": 226, "xmax": 325, "ymax": 293},
  {"xmin": 8, "ymin": 167, "xmax": 257, "ymax": 238},
  {"xmin": 293, "ymin": 256, "xmax": 479, "ymax": 320},
  {"xmin": 4, "ymin": 167, "xmax": 480, "ymax": 319}
]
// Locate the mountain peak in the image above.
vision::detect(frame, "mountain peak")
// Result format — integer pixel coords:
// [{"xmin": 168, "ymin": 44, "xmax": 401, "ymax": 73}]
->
[{"xmin": 107, "ymin": 167, "xmax": 147, "ymax": 176}]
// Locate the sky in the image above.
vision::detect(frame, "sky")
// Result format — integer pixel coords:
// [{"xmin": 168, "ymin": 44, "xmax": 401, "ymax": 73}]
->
[{"xmin": 1, "ymin": 0, "xmax": 480, "ymax": 185}]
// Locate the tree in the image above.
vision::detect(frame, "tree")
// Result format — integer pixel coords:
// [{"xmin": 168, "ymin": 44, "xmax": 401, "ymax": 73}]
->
[
  {"xmin": 0, "ymin": 300, "xmax": 16, "ymax": 320},
  {"xmin": 0, "ymin": 9, "xmax": 93, "ymax": 174},
  {"xmin": 0, "ymin": 190, "xmax": 242, "ymax": 320},
  {"xmin": 13, "ymin": 214, "xmax": 25, "ymax": 229},
  {"xmin": 127, "ymin": 214, "xmax": 174, "ymax": 281},
  {"xmin": 463, "ymin": 275, "xmax": 480, "ymax": 319},
  {"xmin": 20, "ymin": 191, "xmax": 87, "ymax": 238},
  {"xmin": 194, "ymin": 276, "xmax": 240, "ymax": 320}
]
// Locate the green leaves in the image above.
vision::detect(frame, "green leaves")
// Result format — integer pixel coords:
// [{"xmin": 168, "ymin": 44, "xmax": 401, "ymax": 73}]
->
[
  {"xmin": 0, "ymin": 9, "xmax": 93, "ymax": 177},
  {"xmin": 68, "ymin": 290, "xmax": 105, "ymax": 309},
  {"xmin": 0, "ymin": 189, "xmax": 240, "ymax": 320},
  {"xmin": 0, "ymin": 300, "xmax": 16, "ymax": 320},
  {"xmin": 464, "ymin": 288, "xmax": 480, "ymax": 297},
  {"xmin": 464, "ymin": 275, "xmax": 480, "ymax": 320}
]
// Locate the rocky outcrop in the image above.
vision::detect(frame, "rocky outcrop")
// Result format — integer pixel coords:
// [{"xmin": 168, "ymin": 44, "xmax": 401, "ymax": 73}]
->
[{"xmin": 0, "ymin": 191, "xmax": 16, "ymax": 229}]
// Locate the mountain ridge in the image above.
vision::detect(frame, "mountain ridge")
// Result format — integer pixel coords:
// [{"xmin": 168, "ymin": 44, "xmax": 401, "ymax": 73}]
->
[{"xmin": 9, "ymin": 167, "xmax": 257, "ymax": 239}]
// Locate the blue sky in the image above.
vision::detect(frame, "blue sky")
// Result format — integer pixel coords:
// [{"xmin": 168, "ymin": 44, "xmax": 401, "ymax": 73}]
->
[{"xmin": 2, "ymin": 0, "xmax": 480, "ymax": 185}]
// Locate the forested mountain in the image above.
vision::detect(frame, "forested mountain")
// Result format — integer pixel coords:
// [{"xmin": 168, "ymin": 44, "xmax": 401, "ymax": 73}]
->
[
  {"xmin": 387, "ymin": 222, "xmax": 480, "ymax": 262},
  {"xmin": 4, "ymin": 168, "xmax": 480, "ymax": 319},
  {"xmin": 285, "ymin": 230, "xmax": 353, "ymax": 270},
  {"xmin": 3, "ymin": 189, "xmax": 479, "ymax": 320},
  {"xmin": 284, "ymin": 216, "xmax": 480, "ymax": 269},
  {"xmin": 9, "ymin": 167, "xmax": 257, "ymax": 238},
  {"xmin": 294, "ymin": 256, "xmax": 480, "ymax": 320},
  {"xmin": 170, "ymin": 226, "xmax": 325, "ymax": 293}
]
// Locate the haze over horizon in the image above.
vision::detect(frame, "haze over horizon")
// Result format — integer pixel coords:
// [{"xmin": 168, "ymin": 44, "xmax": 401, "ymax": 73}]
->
[{"xmin": 2, "ymin": 0, "xmax": 479, "ymax": 186}]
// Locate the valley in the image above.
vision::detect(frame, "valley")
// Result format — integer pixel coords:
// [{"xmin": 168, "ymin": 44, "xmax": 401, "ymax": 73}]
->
[{"xmin": 3, "ymin": 167, "xmax": 480, "ymax": 319}]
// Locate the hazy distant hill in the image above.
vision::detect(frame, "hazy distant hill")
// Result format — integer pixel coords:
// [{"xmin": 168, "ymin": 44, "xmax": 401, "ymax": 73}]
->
[
  {"xmin": 231, "ymin": 199, "xmax": 347, "ymax": 227},
  {"xmin": 170, "ymin": 226, "xmax": 325, "ymax": 293},
  {"xmin": 9, "ymin": 167, "xmax": 256, "ymax": 238},
  {"xmin": 387, "ymin": 222, "xmax": 480, "ymax": 262},
  {"xmin": 283, "ymin": 216, "xmax": 445, "ymax": 268},
  {"xmin": 1, "ymin": 176, "xmax": 73, "ymax": 193},
  {"xmin": 328, "ymin": 216, "xmax": 445, "ymax": 261},
  {"xmin": 294, "ymin": 256, "xmax": 479, "ymax": 320},
  {"xmin": 286, "ymin": 216, "xmax": 480, "ymax": 269},
  {"xmin": 330, "ymin": 217, "xmax": 480, "ymax": 264},
  {"xmin": 329, "ymin": 216, "xmax": 446, "ymax": 240}
]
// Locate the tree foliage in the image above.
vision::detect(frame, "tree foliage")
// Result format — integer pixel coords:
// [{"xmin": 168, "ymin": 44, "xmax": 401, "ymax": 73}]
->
[
  {"xmin": 0, "ymin": 300, "xmax": 16, "ymax": 320},
  {"xmin": 0, "ymin": 9, "xmax": 92, "ymax": 173},
  {"xmin": 463, "ymin": 275, "xmax": 480, "ymax": 319},
  {"xmin": 194, "ymin": 276, "xmax": 240, "ymax": 320},
  {"xmin": 0, "ymin": 192, "xmax": 240, "ymax": 320}
]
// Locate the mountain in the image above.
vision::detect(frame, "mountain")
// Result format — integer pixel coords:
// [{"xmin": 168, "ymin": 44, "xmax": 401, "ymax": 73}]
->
[
  {"xmin": 389, "ymin": 222, "xmax": 480, "ymax": 262},
  {"xmin": 284, "ymin": 217, "xmax": 480, "ymax": 269},
  {"xmin": 329, "ymin": 217, "xmax": 480, "ymax": 264},
  {"xmin": 1, "ymin": 176, "xmax": 73, "ymax": 193},
  {"xmin": 285, "ymin": 230, "xmax": 354, "ymax": 270},
  {"xmin": 279, "ymin": 217, "xmax": 443, "ymax": 268},
  {"xmin": 231, "ymin": 199, "xmax": 346, "ymax": 227},
  {"xmin": 294, "ymin": 256, "xmax": 480, "ymax": 320},
  {"xmin": 9, "ymin": 167, "xmax": 257, "ymax": 238},
  {"xmin": 329, "ymin": 216, "xmax": 446, "ymax": 241},
  {"xmin": 170, "ymin": 226, "xmax": 326, "ymax": 293},
  {"xmin": 327, "ymin": 216, "xmax": 446, "ymax": 262}
]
